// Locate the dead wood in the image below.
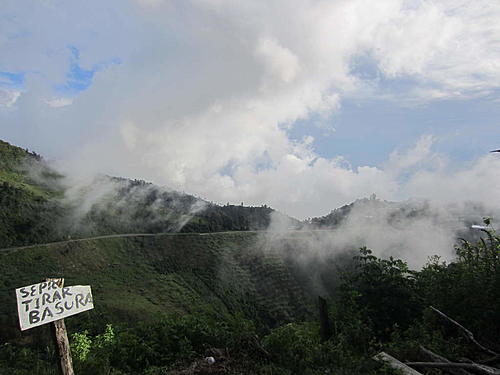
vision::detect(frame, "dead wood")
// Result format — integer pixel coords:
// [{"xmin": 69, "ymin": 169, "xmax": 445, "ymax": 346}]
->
[
  {"xmin": 419, "ymin": 346, "xmax": 472, "ymax": 375},
  {"xmin": 406, "ymin": 361, "xmax": 500, "ymax": 375},
  {"xmin": 373, "ymin": 352, "xmax": 424, "ymax": 375},
  {"xmin": 479, "ymin": 355, "xmax": 500, "ymax": 366},
  {"xmin": 429, "ymin": 306, "xmax": 498, "ymax": 357}
]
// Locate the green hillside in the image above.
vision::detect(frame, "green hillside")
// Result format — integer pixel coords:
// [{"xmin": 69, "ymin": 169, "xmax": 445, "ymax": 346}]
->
[
  {"xmin": 0, "ymin": 231, "xmax": 347, "ymax": 374},
  {"xmin": 0, "ymin": 232, "xmax": 332, "ymax": 339},
  {"xmin": 1, "ymin": 228, "xmax": 498, "ymax": 375},
  {"xmin": 0, "ymin": 139, "xmax": 295, "ymax": 249},
  {"xmin": 0, "ymin": 140, "xmax": 68, "ymax": 247}
]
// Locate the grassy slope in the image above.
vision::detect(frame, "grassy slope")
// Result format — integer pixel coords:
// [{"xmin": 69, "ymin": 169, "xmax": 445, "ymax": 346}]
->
[
  {"xmin": 0, "ymin": 139, "xmax": 292, "ymax": 248},
  {"xmin": 0, "ymin": 232, "xmax": 321, "ymax": 342},
  {"xmin": 0, "ymin": 140, "xmax": 67, "ymax": 248},
  {"xmin": 0, "ymin": 140, "xmax": 60, "ymax": 198}
]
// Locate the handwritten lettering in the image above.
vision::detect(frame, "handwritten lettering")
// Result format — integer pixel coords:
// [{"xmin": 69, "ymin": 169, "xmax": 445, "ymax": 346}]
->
[{"xmin": 16, "ymin": 283, "xmax": 93, "ymax": 330}]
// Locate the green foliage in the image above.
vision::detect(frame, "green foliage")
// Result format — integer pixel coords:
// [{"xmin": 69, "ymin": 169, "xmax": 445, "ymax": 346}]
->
[
  {"xmin": 71, "ymin": 324, "xmax": 114, "ymax": 362},
  {"xmin": 70, "ymin": 324, "xmax": 116, "ymax": 375},
  {"xmin": 0, "ymin": 343, "xmax": 57, "ymax": 375},
  {"xmin": 264, "ymin": 322, "xmax": 321, "ymax": 372},
  {"xmin": 0, "ymin": 140, "xmax": 68, "ymax": 248},
  {"xmin": 416, "ymin": 227, "xmax": 500, "ymax": 344},
  {"xmin": 329, "ymin": 237, "xmax": 499, "ymax": 371},
  {"xmin": 71, "ymin": 330, "xmax": 92, "ymax": 361},
  {"xmin": 338, "ymin": 247, "xmax": 422, "ymax": 340},
  {"xmin": 71, "ymin": 313, "xmax": 259, "ymax": 374},
  {"xmin": 385, "ymin": 307, "xmax": 467, "ymax": 362},
  {"xmin": 1, "ymin": 235, "xmax": 498, "ymax": 374},
  {"xmin": 262, "ymin": 320, "xmax": 400, "ymax": 375}
]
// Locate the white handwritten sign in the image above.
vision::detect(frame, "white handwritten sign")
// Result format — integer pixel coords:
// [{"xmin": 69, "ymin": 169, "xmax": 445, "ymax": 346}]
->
[{"xmin": 16, "ymin": 281, "xmax": 94, "ymax": 331}]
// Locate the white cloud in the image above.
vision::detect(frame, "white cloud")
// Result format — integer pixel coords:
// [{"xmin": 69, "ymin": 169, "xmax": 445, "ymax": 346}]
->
[
  {"xmin": 255, "ymin": 37, "xmax": 300, "ymax": 84},
  {"xmin": 368, "ymin": 0, "xmax": 500, "ymax": 96},
  {"xmin": 386, "ymin": 135, "xmax": 441, "ymax": 173},
  {"xmin": 404, "ymin": 153, "xmax": 500, "ymax": 204},
  {"xmin": 45, "ymin": 97, "xmax": 73, "ymax": 108},
  {"xmin": 135, "ymin": 0, "xmax": 166, "ymax": 7},
  {"xmin": 0, "ymin": 88, "xmax": 21, "ymax": 108},
  {"xmin": 2, "ymin": 0, "xmax": 500, "ymax": 219}
]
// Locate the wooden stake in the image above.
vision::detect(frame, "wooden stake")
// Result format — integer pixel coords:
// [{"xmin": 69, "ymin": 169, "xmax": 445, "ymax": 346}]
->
[
  {"xmin": 318, "ymin": 296, "xmax": 332, "ymax": 341},
  {"xmin": 47, "ymin": 278, "xmax": 75, "ymax": 375}
]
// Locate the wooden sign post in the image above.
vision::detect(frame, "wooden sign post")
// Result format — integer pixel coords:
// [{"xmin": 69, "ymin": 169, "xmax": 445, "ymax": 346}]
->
[
  {"xmin": 15, "ymin": 278, "xmax": 94, "ymax": 375},
  {"xmin": 49, "ymin": 278, "xmax": 74, "ymax": 375}
]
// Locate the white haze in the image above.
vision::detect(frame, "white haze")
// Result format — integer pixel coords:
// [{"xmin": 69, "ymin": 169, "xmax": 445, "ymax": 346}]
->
[
  {"xmin": 32, "ymin": 159, "xmax": 494, "ymax": 269},
  {"xmin": 262, "ymin": 198, "xmax": 495, "ymax": 270},
  {"xmin": 67, "ymin": 176, "xmax": 208, "ymax": 232},
  {"xmin": 25, "ymin": 166, "xmax": 209, "ymax": 234}
]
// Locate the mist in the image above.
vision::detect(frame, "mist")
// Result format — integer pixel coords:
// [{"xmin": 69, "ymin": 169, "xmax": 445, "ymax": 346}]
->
[
  {"xmin": 19, "ymin": 154, "xmax": 209, "ymax": 239},
  {"xmin": 22, "ymin": 151, "xmax": 499, "ymax": 273},
  {"xmin": 260, "ymin": 197, "xmax": 497, "ymax": 271}
]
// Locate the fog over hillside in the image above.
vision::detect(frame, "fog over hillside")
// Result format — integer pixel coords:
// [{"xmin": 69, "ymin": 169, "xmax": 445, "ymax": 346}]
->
[
  {"xmin": 3, "ymin": 138, "xmax": 497, "ymax": 270},
  {"xmin": 59, "ymin": 166, "xmax": 500, "ymax": 269},
  {"xmin": 262, "ymin": 197, "xmax": 498, "ymax": 269}
]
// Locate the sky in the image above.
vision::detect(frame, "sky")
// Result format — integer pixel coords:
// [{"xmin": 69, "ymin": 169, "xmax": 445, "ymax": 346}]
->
[{"xmin": 1, "ymin": 0, "xmax": 500, "ymax": 219}]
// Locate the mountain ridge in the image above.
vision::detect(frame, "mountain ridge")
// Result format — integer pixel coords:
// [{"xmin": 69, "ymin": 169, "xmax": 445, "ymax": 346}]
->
[{"xmin": 0, "ymin": 139, "xmax": 298, "ymax": 248}]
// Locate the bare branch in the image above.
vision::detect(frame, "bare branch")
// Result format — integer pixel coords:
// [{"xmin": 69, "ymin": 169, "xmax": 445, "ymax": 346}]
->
[
  {"xmin": 373, "ymin": 352, "xmax": 424, "ymax": 375},
  {"xmin": 479, "ymin": 355, "xmax": 500, "ymax": 366},
  {"xmin": 430, "ymin": 306, "xmax": 498, "ymax": 356},
  {"xmin": 406, "ymin": 362, "xmax": 500, "ymax": 375},
  {"xmin": 420, "ymin": 346, "xmax": 472, "ymax": 375}
]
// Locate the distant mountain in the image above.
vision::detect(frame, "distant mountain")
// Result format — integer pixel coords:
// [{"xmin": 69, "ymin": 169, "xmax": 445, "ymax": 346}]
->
[
  {"xmin": 2, "ymin": 138, "xmax": 493, "ymax": 251},
  {"xmin": 0, "ymin": 140, "xmax": 296, "ymax": 248},
  {"xmin": 309, "ymin": 194, "xmax": 497, "ymax": 243}
]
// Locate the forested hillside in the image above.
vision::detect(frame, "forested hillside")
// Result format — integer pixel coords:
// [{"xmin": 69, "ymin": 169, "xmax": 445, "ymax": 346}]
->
[
  {"xmin": 0, "ymin": 140, "xmax": 294, "ymax": 249},
  {"xmin": 0, "ymin": 140, "xmax": 68, "ymax": 247}
]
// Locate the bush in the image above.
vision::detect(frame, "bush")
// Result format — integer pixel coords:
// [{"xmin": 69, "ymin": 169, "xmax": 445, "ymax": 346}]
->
[
  {"xmin": 415, "ymin": 228, "xmax": 500, "ymax": 344},
  {"xmin": 337, "ymin": 247, "xmax": 422, "ymax": 340}
]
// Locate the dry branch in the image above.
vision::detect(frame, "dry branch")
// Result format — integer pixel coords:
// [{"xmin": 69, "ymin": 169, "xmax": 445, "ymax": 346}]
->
[
  {"xmin": 406, "ymin": 361, "xmax": 500, "ymax": 375},
  {"xmin": 429, "ymin": 306, "xmax": 498, "ymax": 357},
  {"xmin": 419, "ymin": 346, "xmax": 472, "ymax": 375},
  {"xmin": 373, "ymin": 352, "xmax": 423, "ymax": 375},
  {"xmin": 479, "ymin": 355, "xmax": 500, "ymax": 366}
]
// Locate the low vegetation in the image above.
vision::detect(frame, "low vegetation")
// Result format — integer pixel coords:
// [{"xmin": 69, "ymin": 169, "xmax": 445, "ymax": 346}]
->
[{"xmin": 0, "ymin": 227, "xmax": 498, "ymax": 374}]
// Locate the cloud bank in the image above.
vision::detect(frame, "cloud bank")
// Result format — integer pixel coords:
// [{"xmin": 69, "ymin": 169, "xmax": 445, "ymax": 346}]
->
[{"xmin": 1, "ymin": 0, "xmax": 500, "ymax": 218}]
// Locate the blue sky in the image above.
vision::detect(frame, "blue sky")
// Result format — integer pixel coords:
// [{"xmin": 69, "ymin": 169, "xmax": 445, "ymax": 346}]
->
[
  {"xmin": 1, "ymin": 0, "xmax": 500, "ymax": 218},
  {"xmin": 0, "ymin": 71, "xmax": 24, "ymax": 88},
  {"xmin": 54, "ymin": 46, "xmax": 121, "ymax": 95},
  {"xmin": 55, "ymin": 46, "xmax": 99, "ymax": 95},
  {"xmin": 0, "ymin": 45, "xmax": 118, "ymax": 96},
  {"xmin": 289, "ymin": 95, "xmax": 500, "ymax": 169}
]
